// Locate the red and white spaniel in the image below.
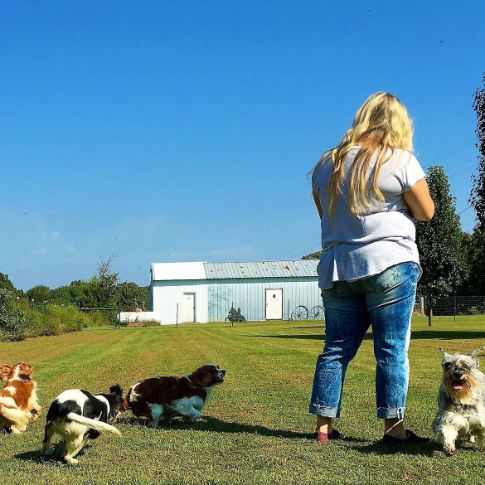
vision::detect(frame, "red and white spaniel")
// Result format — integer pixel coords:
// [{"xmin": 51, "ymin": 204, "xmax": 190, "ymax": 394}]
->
[
  {"xmin": 0, "ymin": 362, "xmax": 41, "ymax": 433},
  {"xmin": 124, "ymin": 364, "xmax": 226, "ymax": 427}
]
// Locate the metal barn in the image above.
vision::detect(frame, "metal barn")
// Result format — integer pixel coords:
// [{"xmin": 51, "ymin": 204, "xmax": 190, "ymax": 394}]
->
[{"xmin": 148, "ymin": 260, "xmax": 320, "ymax": 324}]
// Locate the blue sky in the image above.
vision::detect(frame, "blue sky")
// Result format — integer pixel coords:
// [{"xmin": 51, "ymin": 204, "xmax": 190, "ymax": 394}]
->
[{"xmin": 1, "ymin": 1, "xmax": 484, "ymax": 290}]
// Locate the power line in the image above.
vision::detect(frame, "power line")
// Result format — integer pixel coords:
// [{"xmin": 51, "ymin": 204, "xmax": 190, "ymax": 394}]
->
[{"xmin": 458, "ymin": 204, "xmax": 473, "ymax": 215}]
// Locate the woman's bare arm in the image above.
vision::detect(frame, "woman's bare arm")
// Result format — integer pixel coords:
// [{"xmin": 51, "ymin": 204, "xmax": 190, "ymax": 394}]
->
[
  {"xmin": 313, "ymin": 191, "xmax": 323, "ymax": 219},
  {"xmin": 402, "ymin": 178, "xmax": 435, "ymax": 221}
]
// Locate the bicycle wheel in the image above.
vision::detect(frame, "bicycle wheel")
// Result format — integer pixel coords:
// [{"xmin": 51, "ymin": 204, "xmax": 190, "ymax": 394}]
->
[
  {"xmin": 311, "ymin": 305, "xmax": 325, "ymax": 319},
  {"xmin": 293, "ymin": 305, "xmax": 308, "ymax": 320}
]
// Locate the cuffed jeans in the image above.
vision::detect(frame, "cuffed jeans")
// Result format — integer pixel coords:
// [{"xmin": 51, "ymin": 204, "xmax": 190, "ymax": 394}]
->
[{"xmin": 309, "ymin": 262, "xmax": 421, "ymax": 419}]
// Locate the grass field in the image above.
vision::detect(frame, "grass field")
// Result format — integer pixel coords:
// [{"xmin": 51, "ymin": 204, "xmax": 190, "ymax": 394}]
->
[{"xmin": 1, "ymin": 315, "xmax": 484, "ymax": 484}]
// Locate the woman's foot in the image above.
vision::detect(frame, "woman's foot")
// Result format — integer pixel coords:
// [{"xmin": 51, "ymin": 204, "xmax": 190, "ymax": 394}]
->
[
  {"xmin": 315, "ymin": 429, "xmax": 343, "ymax": 443},
  {"xmin": 382, "ymin": 429, "xmax": 429, "ymax": 445}
]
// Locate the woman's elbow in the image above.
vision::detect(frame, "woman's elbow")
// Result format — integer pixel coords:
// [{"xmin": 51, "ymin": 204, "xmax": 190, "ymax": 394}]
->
[{"xmin": 415, "ymin": 202, "xmax": 435, "ymax": 221}]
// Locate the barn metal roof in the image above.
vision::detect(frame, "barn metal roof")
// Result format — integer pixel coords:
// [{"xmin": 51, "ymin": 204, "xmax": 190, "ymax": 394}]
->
[
  {"xmin": 151, "ymin": 262, "xmax": 206, "ymax": 281},
  {"xmin": 151, "ymin": 260, "xmax": 318, "ymax": 281},
  {"xmin": 203, "ymin": 260, "xmax": 318, "ymax": 280}
]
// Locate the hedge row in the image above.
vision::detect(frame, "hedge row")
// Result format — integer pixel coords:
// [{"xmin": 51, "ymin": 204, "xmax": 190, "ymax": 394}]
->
[{"xmin": 0, "ymin": 290, "xmax": 110, "ymax": 341}]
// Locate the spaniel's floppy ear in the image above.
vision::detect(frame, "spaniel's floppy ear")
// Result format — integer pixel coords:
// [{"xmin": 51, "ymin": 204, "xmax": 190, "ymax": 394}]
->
[{"xmin": 0, "ymin": 364, "xmax": 13, "ymax": 381}]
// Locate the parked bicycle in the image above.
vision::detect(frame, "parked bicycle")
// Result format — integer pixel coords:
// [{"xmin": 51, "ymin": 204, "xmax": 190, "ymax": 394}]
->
[{"xmin": 289, "ymin": 305, "xmax": 325, "ymax": 321}]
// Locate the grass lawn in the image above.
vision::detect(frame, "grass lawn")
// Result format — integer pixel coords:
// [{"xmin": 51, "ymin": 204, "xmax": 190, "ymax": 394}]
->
[{"xmin": 1, "ymin": 315, "xmax": 484, "ymax": 484}]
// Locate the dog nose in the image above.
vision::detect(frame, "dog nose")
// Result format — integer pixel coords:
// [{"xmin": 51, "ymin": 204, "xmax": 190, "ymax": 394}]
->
[{"xmin": 453, "ymin": 370, "xmax": 463, "ymax": 379}]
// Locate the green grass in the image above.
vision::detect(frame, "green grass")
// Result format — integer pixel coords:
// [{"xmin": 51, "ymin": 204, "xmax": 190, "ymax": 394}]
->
[{"xmin": 1, "ymin": 315, "xmax": 484, "ymax": 484}]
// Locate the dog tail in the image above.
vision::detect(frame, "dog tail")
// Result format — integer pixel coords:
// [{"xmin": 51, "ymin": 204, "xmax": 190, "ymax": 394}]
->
[
  {"xmin": 66, "ymin": 413, "xmax": 121, "ymax": 436},
  {"xmin": 0, "ymin": 405, "xmax": 31, "ymax": 429},
  {"xmin": 123, "ymin": 388, "xmax": 133, "ymax": 410}
]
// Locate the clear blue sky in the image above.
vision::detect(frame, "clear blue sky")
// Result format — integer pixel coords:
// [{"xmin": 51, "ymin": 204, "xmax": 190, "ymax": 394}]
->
[{"xmin": 1, "ymin": 1, "xmax": 484, "ymax": 290}]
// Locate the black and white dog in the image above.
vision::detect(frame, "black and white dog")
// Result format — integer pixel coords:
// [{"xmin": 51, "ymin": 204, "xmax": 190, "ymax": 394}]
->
[{"xmin": 41, "ymin": 384, "xmax": 123, "ymax": 465}]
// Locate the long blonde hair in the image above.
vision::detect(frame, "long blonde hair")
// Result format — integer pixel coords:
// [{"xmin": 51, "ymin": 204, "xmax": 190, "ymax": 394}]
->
[{"xmin": 314, "ymin": 92, "xmax": 414, "ymax": 216}]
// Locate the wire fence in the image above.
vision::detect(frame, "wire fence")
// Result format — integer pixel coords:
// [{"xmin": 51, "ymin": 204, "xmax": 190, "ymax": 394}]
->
[{"xmin": 414, "ymin": 296, "xmax": 485, "ymax": 316}]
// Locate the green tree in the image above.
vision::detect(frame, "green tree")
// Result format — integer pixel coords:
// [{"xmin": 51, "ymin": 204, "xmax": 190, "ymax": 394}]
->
[
  {"xmin": 96, "ymin": 258, "xmax": 119, "ymax": 308},
  {"xmin": 463, "ymin": 73, "xmax": 485, "ymax": 296},
  {"xmin": 456, "ymin": 229, "xmax": 485, "ymax": 295},
  {"xmin": 117, "ymin": 282, "xmax": 149, "ymax": 311},
  {"xmin": 0, "ymin": 273, "xmax": 15, "ymax": 291},
  {"xmin": 471, "ymin": 72, "xmax": 485, "ymax": 228},
  {"xmin": 416, "ymin": 166, "xmax": 466, "ymax": 325},
  {"xmin": 302, "ymin": 251, "xmax": 321, "ymax": 260},
  {"xmin": 27, "ymin": 285, "xmax": 51, "ymax": 303}
]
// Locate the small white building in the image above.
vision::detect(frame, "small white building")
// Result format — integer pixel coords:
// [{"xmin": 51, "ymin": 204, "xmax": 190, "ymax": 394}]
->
[{"xmin": 122, "ymin": 260, "xmax": 320, "ymax": 325}]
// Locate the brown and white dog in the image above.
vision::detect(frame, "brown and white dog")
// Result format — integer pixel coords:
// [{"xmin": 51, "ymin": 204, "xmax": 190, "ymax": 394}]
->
[
  {"xmin": 0, "ymin": 362, "xmax": 41, "ymax": 433},
  {"xmin": 124, "ymin": 364, "xmax": 226, "ymax": 427}
]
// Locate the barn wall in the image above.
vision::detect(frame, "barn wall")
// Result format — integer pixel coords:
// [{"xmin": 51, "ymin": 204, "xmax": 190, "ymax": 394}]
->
[
  {"xmin": 151, "ymin": 280, "xmax": 208, "ymax": 323},
  {"xmin": 207, "ymin": 277, "xmax": 320, "ymax": 322}
]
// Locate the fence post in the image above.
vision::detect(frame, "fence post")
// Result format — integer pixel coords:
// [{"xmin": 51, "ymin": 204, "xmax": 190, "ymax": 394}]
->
[
  {"xmin": 420, "ymin": 296, "xmax": 425, "ymax": 315},
  {"xmin": 287, "ymin": 299, "xmax": 290, "ymax": 321},
  {"xmin": 176, "ymin": 303, "xmax": 179, "ymax": 326},
  {"xmin": 453, "ymin": 295, "xmax": 456, "ymax": 322}
]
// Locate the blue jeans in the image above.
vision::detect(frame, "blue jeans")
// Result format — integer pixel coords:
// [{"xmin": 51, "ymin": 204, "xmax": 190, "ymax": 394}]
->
[{"xmin": 309, "ymin": 262, "xmax": 421, "ymax": 419}]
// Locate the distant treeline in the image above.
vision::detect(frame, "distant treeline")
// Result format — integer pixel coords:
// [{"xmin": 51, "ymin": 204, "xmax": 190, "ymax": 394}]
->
[{"xmin": 0, "ymin": 259, "xmax": 149, "ymax": 341}]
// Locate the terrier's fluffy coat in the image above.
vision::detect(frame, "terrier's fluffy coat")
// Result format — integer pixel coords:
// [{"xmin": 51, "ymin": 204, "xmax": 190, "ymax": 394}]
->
[{"xmin": 432, "ymin": 346, "xmax": 485, "ymax": 455}]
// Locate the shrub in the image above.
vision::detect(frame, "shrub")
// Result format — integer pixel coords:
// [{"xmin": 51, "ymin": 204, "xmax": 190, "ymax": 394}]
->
[
  {"xmin": 84, "ymin": 311, "xmax": 111, "ymax": 327},
  {"xmin": 0, "ymin": 289, "xmax": 26, "ymax": 341}
]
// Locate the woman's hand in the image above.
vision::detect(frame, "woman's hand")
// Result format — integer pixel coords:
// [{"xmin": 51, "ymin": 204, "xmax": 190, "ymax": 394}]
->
[{"xmin": 402, "ymin": 178, "xmax": 435, "ymax": 221}]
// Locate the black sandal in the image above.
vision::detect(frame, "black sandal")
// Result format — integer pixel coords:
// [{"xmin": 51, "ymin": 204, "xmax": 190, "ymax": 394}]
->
[{"xmin": 382, "ymin": 429, "xmax": 429, "ymax": 445}]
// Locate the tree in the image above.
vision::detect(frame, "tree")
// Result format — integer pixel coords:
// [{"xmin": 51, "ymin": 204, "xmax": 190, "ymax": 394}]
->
[
  {"xmin": 462, "ymin": 73, "xmax": 485, "ymax": 296},
  {"xmin": 456, "ymin": 229, "xmax": 485, "ymax": 295},
  {"xmin": 0, "ymin": 273, "xmax": 15, "ymax": 292},
  {"xmin": 91, "ymin": 258, "xmax": 119, "ymax": 308},
  {"xmin": 302, "ymin": 251, "xmax": 321, "ymax": 260},
  {"xmin": 117, "ymin": 282, "xmax": 149, "ymax": 311},
  {"xmin": 470, "ymin": 72, "xmax": 485, "ymax": 228},
  {"xmin": 27, "ymin": 285, "xmax": 51, "ymax": 303},
  {"xmin": 416, "ymin": 166, "xmax": 467, "ymax": 325}
]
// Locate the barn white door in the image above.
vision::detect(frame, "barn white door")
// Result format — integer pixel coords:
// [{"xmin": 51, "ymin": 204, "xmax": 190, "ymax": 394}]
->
[
  {"xmin": 182, "ymin": 293, "xmax": 195, "ymax": 322},
  {"xmin": 265, "ymin": 289, "xmax": 283, "ymax": 320}
]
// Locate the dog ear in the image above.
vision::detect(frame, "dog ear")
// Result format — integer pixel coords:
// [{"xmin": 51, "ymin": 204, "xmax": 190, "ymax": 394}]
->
[
  {"xmin": 470, "ymin": 345, "xmax": 485, "ymax": 364},
  {"xmin": 0, "ymin": 364, "xmax": 13, "ymax": 381},
  {"xmin": 439, "ymin": 348, "xmax": 451, "ymax": 360}
]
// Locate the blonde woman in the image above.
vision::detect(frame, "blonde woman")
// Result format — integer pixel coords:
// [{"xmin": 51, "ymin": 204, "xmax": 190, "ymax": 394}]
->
[{"xmin": 309, "ymin": 92, "xmax": 434, "ymax": 444}]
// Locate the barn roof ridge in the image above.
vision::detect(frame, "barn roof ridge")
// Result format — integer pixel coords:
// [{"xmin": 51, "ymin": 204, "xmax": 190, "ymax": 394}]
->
[{"xmin": 151, "ymin": 259, "xmax": 318, "ymax": 281}]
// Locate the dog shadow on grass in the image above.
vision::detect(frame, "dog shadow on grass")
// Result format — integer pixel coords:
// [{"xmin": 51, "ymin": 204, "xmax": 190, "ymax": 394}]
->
[
  {"xmin": 351, "ymin": 440, "xmax": 439, "ymax": 457},
  {"xmin": 15, "ymin": 442, "xmax": 91, "ymax": 465},
  {"xmin": 353, "ymin": 439, "xmax": 485, "ymax": 456},
  {"xmin": 119, "ymin": 415, "xmax": 367, "ymax": 444}
]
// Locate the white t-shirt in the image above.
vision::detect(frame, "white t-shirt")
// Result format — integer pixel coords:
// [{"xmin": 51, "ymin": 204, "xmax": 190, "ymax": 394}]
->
[{"xmin": 312, "ymin": 147, "xmax": 426, "ymax": 289}]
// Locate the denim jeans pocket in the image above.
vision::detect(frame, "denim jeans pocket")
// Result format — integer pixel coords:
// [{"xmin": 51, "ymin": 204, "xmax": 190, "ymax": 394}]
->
[{"xmin": 371, "ymin": 265, "xmax": 400, "ymax": 291}]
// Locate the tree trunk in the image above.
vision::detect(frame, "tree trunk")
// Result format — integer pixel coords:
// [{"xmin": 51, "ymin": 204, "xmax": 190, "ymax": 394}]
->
[{"xmin": 428, "ymin": 306, "xmax": 433, "ymax": 326}]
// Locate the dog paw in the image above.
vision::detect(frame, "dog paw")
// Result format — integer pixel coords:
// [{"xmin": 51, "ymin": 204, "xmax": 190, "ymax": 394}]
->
[{"xmin": 63, "ymin": 456, "xmax": 79, "ymax": 465}]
